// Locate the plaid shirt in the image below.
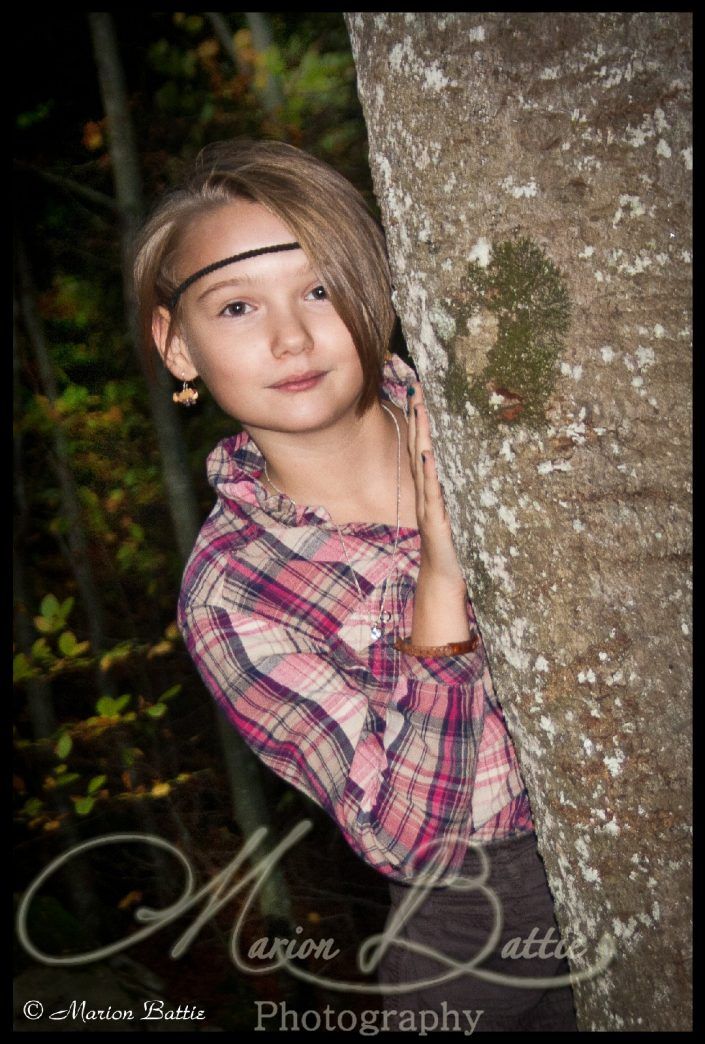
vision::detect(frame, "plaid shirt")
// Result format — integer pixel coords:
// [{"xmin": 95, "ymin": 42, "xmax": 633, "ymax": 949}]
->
[{"xmin": 178, "ymin": 354, "xmax": 533, "ymax": 884}]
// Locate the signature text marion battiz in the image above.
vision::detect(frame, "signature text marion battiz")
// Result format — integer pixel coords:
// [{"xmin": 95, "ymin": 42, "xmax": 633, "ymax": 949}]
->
[{"xmin": 17, "ymin": 821, "xmax": 613, "ymax": 994}]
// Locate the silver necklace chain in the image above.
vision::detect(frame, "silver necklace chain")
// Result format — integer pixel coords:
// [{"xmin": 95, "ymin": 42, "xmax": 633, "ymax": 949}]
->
[{"xmin": 263, "ymin": 402, "xmax": 403, "ymax": 642}]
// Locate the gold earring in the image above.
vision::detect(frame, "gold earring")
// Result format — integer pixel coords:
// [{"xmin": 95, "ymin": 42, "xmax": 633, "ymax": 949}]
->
[{"xmin": 173, "ymin": 378, "xmax": 199, "ymax": 407}]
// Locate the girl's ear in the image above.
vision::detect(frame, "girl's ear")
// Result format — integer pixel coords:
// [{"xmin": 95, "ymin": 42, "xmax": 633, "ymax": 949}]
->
[{"xmin": 152, "ymin": 306, "xmax": 199, "ymax": 381}]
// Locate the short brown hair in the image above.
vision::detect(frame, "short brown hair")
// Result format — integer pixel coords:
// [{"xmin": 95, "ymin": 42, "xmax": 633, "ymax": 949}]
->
[{"xmin": 133, "ymin": 139, "xmax": 396, "ymax": 415}]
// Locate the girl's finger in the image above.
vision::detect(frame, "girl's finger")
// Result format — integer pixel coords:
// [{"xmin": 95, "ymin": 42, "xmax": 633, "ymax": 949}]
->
[
  {"xmin": 407, "ymin": 388, "xmax": 429, "ymax": 517},
  {"xmin": 413, "ymin": 431, "xmax": 425, "ymax": 521},
  {"xmin": 406, "ymin": 385, "xmax": 417, "ymax": 462},
  {"xmin": 415, "ymin": 421, "xmax": 439, "ymax": 525},
  {"xmin": 413, "ymin": 395, "xmax": 433, "ymax": 468},
  {"xmin": 421, "ymin": 448, "xmax": 447, "ymax": 518}
]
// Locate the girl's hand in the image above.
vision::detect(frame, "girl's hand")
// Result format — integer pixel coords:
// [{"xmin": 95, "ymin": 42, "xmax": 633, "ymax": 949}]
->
[{"xmin": 407, "ymin": 382, "xmax": 466, "ymax": 590}]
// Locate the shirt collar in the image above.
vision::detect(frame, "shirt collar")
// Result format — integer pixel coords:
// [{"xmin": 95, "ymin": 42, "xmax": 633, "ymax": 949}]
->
[{"xmin": 206, "ymin": 353, "xmax": 417, "ymax": 527}]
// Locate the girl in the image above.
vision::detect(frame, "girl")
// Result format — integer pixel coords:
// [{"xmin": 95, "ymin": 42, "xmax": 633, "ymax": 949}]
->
[{"xmin": 134, "ymin": 139, "xmax": 577, "ymax": 1032}]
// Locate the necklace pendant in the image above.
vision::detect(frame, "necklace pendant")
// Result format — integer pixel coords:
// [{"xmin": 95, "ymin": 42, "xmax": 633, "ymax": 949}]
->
[{"xmin": 370, "ymin": 624, "xmax": 383, "ymax": 641}]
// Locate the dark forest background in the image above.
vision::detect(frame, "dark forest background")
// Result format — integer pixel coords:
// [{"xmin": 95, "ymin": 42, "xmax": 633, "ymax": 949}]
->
[{"xmin": 14, "ymin": 12, "xmax": 399, "ymax": 1030}]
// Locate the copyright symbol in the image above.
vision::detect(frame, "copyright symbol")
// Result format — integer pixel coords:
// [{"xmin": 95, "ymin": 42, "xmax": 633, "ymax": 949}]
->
[{"xmin": 23, "ymin": 1000, "xmax": 43, "ymax": 1020}]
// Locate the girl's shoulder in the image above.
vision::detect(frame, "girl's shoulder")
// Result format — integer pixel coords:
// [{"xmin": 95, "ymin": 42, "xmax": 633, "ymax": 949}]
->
[{"xmin": 205, "ymin": 431, "xmax": 262, "ymax": 501}]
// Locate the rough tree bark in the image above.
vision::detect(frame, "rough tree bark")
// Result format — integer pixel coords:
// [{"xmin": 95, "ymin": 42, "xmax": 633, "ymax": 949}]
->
[{"xmin": 346, "ymin": 12, "xmax": 691, "ymax": 1032}]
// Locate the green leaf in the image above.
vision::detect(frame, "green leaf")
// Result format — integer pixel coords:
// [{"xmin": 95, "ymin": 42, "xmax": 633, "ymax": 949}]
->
[
  {"xmin": 13, "ymin": 653, "xmax": 34, "ymax": 683},
  {"xmin": 128, "ymin": 523, "xmax": 144, "ymax": 543},
  {"xmin": 87, "ymin": 775, "xmax": 107, "ymax": 795},
  {"xmin": 94, "ymin": 694, "xmax": 130, "ymax": 717},
  {"xmin": 55, "ymin": 772, "xmax": 80, "ymax": 787},
  {"xmin": 182, "ymin": 49, "xmax": 197, "ymax": 78},
  {"xmin": 56, "ymin": 733, "xmax": 73, "ymax": 759},
  {"xmin": 34, "ymin": 616, "xmax": 55, "ymax": 634},
  {"xmin": 74, "ymin": 796, "xmax": 95, "ymax": 816},
  {"xmin": 55, "ymin": 764, "xmax": 68, "ymax": 775},
  {"xmin": 48, "ymin": 516, "xmax": 71, "ymax": 538},
  {"xmin": 146, "ymin": 703, "xmax": 167, "ymax": 719},
  {"xmin": 58, "ymin": 631, "xmax": 77, "ymax": 656},
  {"xmin": 158, "ymin": 684, "xmax": 182, "ymax": 702},
  {"xmin": 56, "ymin": 384, "xmax": 92, "ymax": 414},
  {"xmin": 155, "ymin": 81, "xmax": 181, "ymax": 113},
  {"xmin": 31, "ymin": 637, "xmax": 53, "ymax": 662},
  {"xmin": 100, "ymin": 641, "xmax": 134, "ymax": 671},
  {"xmin": 22, "ymin": 797, "xmax": 44, "ymax": 816},
  {"xmin": 34, "ymin": 588, "xmax": 73, "ymax": 632},
  {"xmin": 199, "ymin": 99, "xmax": 215, "ymax": 125},
  {"xmin": 40, "ymin": 594, "xmax": 60, "ymax": 618},
  {"xmin": 16, "ymin": 99, "xmax": 55, "ymax": 129}
]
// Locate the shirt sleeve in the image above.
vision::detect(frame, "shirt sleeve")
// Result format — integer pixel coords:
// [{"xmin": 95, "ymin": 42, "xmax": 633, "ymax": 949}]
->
[{"xmin": 179, "ymin": 595, "xmax": 491, "ymax": 885}]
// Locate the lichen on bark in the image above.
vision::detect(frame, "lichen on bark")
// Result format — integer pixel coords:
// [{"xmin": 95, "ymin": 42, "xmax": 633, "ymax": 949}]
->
[{"xmin": 443, "ymin": 238, "xmax": 571, "ymax": 426}]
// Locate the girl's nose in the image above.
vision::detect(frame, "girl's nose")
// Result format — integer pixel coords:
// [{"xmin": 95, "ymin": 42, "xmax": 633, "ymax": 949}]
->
[{"xmin": 269, "ymin": 307, "xmax": 314, "ymax": 357}]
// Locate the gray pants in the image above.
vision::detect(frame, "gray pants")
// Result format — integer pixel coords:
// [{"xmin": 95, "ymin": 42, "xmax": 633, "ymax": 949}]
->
[{"xmin": 378, "ymin": 830, "xmax": 579, "ymax": 1032}]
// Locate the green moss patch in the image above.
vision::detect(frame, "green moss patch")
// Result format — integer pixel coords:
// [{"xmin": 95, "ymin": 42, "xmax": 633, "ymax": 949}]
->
[{"xmin": 443, "ymin": 238, "xmax": 571, "ymax": 427}]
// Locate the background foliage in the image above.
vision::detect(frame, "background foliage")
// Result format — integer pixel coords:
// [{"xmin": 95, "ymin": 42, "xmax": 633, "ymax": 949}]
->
[{"xmin": 14, "ymin": 13, "xmax": 392, "ymax": 1029}]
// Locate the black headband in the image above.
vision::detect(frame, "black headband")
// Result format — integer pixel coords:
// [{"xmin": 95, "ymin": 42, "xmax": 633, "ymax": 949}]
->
[{"xmin": 168, "ymin": 241, "xmax": 302, "ymax": 311}]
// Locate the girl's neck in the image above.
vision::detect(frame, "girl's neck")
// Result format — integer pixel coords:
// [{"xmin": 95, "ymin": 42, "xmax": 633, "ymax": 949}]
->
[{"xmin": 247, "ymin": 400, "xmax": 418, "ymax": 528}]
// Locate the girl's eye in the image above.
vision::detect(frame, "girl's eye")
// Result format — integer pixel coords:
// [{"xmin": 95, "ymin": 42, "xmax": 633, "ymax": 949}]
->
[
  {"xmin": 307, "ymin": 285, "xmax": 328, "ymax": 301},
  {"xmin": 220, "ymin": 301, "xmax": 251, "ymax": 318}
]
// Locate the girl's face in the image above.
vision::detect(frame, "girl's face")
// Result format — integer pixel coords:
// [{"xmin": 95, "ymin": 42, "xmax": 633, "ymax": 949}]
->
[{"xmin": 153, "ymin": 200, "xmax": 365, "ymax": 439}]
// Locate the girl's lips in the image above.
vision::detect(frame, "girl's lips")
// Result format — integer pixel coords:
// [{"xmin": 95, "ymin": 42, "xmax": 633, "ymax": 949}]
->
[{"xmin": 270, "ymin": 372, "xmax": 326, "ymax": 392}]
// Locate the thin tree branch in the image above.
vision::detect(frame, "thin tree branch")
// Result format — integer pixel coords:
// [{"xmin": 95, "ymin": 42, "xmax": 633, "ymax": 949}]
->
[
  {"xmin": 205, "ymin": 12, "xmax": 247, "ymax": 75},
  {"xmin": 14, "ymin": 159, "xmax": 118, "ymax": 211}
]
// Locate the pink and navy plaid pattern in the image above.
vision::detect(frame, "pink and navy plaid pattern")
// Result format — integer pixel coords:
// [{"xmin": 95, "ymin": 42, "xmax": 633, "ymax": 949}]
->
[{"xmin": 178, "ymin": 354, "xmax": 534, "ymax": 883}]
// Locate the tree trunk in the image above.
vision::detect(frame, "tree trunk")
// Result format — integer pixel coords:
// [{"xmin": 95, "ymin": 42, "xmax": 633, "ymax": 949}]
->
[
  {"xmin": 14, "ymin": 293, "xmax": 58, "ymax": 739},
  {"xmin": 88, "ymin": 12, "xmax": 201, "ymax": 563},
  {"xmin": 88, "ymin": 11, "xmax": 297, "ymax": 934},
  {"xmin": 205, "ymin": 12, "xmax": 247, "ymax": 77},
  {"xmin": 15, "ymin": 239, "xmax": 113, "ymax": 696},
  {"xmin": 245, "ymin": 12, "xmax": 284, "ymax": 113},
  {"xmin": 346, "ymin": 12, "xmax": 691, "ymax": 1032}
]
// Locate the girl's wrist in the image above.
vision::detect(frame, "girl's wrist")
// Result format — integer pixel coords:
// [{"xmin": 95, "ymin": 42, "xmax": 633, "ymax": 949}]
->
[
  {"xmin": 416, "ymin": 560, "xmax": 468, "ymax": 598},
  {"xmin": 410, "ymin": 577, "xmax": 471, "ymax": 646}
]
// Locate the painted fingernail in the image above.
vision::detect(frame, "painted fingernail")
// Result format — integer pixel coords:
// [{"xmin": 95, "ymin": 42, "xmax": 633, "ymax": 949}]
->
[{"xmin": 407, "ymin": 385, "xmax": 415, "ymax": 396}]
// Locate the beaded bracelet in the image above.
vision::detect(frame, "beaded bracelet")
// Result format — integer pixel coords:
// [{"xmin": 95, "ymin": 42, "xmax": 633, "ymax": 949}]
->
[{"xmin": 393, "ymin": 633, "xmax": 480, "ymax": 658}]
